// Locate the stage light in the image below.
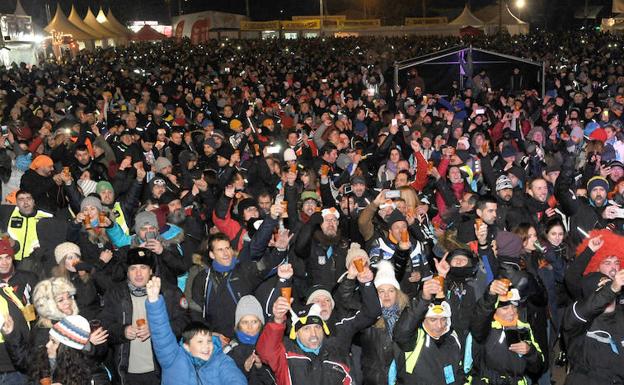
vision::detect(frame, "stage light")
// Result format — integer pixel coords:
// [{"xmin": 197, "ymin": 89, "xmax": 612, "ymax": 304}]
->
[{"xmin": 516, "ymin": 0, "xmax": 526, "ymax": 9}]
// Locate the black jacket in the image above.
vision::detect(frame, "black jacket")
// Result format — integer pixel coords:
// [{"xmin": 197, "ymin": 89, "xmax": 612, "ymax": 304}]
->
[
  {"xmin": 393, "ymin": 297, "xmax": 465, "ymax": 385},
  {"xmin": 562, "ymin": 277, "xmax": 624, "ymax": 385},
  {"xmin": 98, "ymin": 281, "xmax": 189, "ymax": 384},
  {"xmin": 190, "ymin": 249, "xmax": 286, "ymax": 339},
  {"xmin": 470, "ymin": 290, "xmax": 545, "ymax": 383}
]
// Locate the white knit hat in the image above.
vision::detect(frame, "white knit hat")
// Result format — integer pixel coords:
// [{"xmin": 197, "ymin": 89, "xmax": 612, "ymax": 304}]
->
[
  {"xmin": 374, "ymin": 260, "xmax": 400, "ymax": 290},
  {"xmin": 54, "ymin": 242, "xmax": 81, "ymax": 264},
  {"xmin": 49, "ymin": 315, "xmax": 90, "ymax": 350}
]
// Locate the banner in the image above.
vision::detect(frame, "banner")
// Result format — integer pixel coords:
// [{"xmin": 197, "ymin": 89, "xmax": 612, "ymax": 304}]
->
[
  {"xmin": 337, "ymin": 19, "xmax": 381, "ymax": 28},
  {"xmin": 614, "ymin": 0, "xmax": 624, "ymax": 13},
  {"xmin": 240, "ymin": 21, "xmax": 280, "ymax": 31},
  {"xmin": 404, "ymin": 17, "xmax": 448, "ymax": 26},
  {"xmin": 281, "ymin": 20, "xmax": 321, "ymax": 30}
]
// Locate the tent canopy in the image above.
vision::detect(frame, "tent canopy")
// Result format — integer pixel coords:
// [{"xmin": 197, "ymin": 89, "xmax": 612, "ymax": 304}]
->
[
  {"xmin": 132, "ymin": 25, "xmax": 166, "ymax": 41},
  {"xmin": 394, "ymin": 46, "xmax": 544, "ymax": 96},
  {"xmin": 14, "ymin": 0, "xmax": 27, "ymax": 16},
  {"xmin": 485, "ymin": 4, "xmax": 526, "ymax": 25},
  {"xmin": 106, "ymin": 9, "xmax": 134, "ymax": 36},
  {"xmin": 83, "ymin": 8, "xmax": 118, "ymax": 38},
  {"xmin": 44, "ymin": 4, "xmax": 95, "ymax": 40},
  {"xmin": 96, "ymin": 8, "xmax": 129, "ymax": 37},
  {"xmin": 449, "ymin": 5, "xmax": 484, "ymax": 27},
  {"xmin": 68, "ymin": 5, "xmax": 102, "ymax": 38}
]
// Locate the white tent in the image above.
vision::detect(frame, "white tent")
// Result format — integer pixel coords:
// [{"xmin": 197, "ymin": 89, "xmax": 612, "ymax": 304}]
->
[
  {"xmin": 484, "ymin": 4, "xmax": 528, "ymax": 35},
  {"xmin": 449, "ymin": 5, "xmax": 484, "ymax": 27},
  {"xmin": 44, "ymin": 4, "xmax": 95, "ymax": 41}
]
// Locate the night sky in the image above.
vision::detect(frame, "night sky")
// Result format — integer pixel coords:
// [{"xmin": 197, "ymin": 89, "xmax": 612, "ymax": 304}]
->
[{"xmin": 1, "ymin": 0, "xmax": 616, "ymax": 29}]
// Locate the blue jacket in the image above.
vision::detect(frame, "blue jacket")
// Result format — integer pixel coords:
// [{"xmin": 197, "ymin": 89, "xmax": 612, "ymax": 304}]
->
[{"xmin": 146, "ymin": 295, "xmax": 247, "ymax": 385}]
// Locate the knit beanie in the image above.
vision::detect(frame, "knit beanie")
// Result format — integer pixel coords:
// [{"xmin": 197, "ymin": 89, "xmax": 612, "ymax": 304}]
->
[
  {"xmin": 495, "ymin": 231, "xmax": 524, "ymax": 258},
  {"xmin": 78, "ymin": 179, "xmax": 98, "ymax": 197},
  {"xmin": 587, "ymin": 176, "xmax": 609, "ymax": 193},
  {"xmin": 134, "ymin": 211, "xmax": 159, "ymax": 234},
  {"xmin": 96, "ymin": 181, "xmax": 114, "ymax": 195},
  {"xmin": 49, "ymin": 315, "xmax": 90, "ymax": 350},
  {"xmin": 385, "ymin": 209, "xmax": 407, "ymax": 227},
  {"xmin": 80, "ymin": 196, "xmax": 103, "ymax": 212},
  {"xmin": 153, "ymin": 157, "xmax": 172, "ymax": 173},
  {"xmin": 237, "ymin": 198, "xmax": 258, "ymax": 214},
  {"xmin": 345, "ymin": 242, "xmax": 368, "ymax": 269},
  {"xmin": 306, "ymin": 287, "xmax": 335, "ymax": 311},
  {"xmin": 54, "ymin": 242, "xmax": 81, "ymax": 264},
  {"xmin": 374, "ymin": 260, "xmax": 401, "ymax": 290},
  {"xmin": 0, "ymin": 239, "xmax": 14, "ymax": 257},
  {"xmin": 235, "ymin": 295, "xmax": 265, "ymax": 327},
  {"xmin": 29, "ymin": 155, "xmax": 53, "ymax": 170}
]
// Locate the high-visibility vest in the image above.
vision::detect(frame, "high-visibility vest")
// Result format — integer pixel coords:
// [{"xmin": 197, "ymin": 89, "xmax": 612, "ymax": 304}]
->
[
  {"xmin": 7, "ymin": 207, "xmax": 53, "ymax": 261},
  {"xmin": 0, "ymin": 285, "xmax": 29, "ymax": 343},
  {"xmin": 112, "ymin": 201, "xmax": 129, "ymax": 235}
]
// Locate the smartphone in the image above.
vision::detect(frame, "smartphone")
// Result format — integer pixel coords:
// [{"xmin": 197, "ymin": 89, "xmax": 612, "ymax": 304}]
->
[
  {"xmin": 266, "ymin": 145, "xmax": 281, "ymax": 154},
  {"xmin": 343, "ymin": 184, "xmax": 352, "ymax": 195},
  {"xmin": 0, "ymin": 126, "xmax": 7, "ymax": 136},
  {"xmin": 475, "ymin": 108, "xmax": 485, "ymax": 115},
  {"xmin": 145, "ymin": 231, "xmax": 158, "ymax": 241},
  {"xmin": 385, "ymin": 190, "xmax": 401, "ymax": 199},
  {"xmin": 391, "ymin": 118, "xmax": 398, "ymax": 127},
  {"xmin": 505, "ymin": 329, "xmax": 521, "ymax": 346}
]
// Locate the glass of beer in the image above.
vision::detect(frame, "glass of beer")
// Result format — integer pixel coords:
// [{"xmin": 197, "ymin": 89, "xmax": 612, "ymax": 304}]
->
[
  {"xmin": 280, "ymin": 287, "xmax": 292, "ymax": 302},
  {"xmin": 433, "ymin": 275, "xmax": 445, "ymax": 299},
  {"xmin": 136, "ymin": 318, "xmax": 146, "ymax": 328},
  {"xmin": 353, "ymin": 258, "xmax": 365, "ymax": 273}
]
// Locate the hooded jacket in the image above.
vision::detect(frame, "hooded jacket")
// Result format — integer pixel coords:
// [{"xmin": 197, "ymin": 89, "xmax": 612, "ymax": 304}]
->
[{"xmin": 146, "ymin": 295, "xmax": 247, "ymax": 385}]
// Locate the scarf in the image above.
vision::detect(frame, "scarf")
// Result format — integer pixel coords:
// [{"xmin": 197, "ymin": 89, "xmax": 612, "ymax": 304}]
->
[
  {"xmin": 296, "ymin": 337, "xmax": 320, "ymax": 355},
  {"xmin": 382, "ymin": 304, "xmax": 400, "ymax": 338},
  {"xmin": 236, "ymin": 330, "xmax": 259, "ymax": 345},
  {"xmin": 128, "ymin": 281, "xmax": 147, "ymax": 297},
  {"xmin": 212, "ymin": 258, "xmax": 238, "ymax": 273}
]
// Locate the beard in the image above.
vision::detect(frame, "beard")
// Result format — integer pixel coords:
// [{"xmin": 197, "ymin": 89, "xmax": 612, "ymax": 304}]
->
[{"xmin": 167, "ymin": 210, "xmax": 185, "ymax": 225}]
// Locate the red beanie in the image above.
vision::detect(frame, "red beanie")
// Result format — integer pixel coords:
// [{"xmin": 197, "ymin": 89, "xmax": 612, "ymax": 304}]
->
[{"xmin": 0, "ymin": 239, "xmax": 14, "ymax": 257}]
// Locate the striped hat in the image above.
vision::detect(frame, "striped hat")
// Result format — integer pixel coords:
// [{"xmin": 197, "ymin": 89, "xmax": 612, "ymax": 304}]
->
[{"xmin": 49, "ymin": 315, "xmax": 90, "ymax": 350}]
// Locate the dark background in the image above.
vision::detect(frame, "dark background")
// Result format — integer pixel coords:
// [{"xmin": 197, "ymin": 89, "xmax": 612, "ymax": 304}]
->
[{"xmin": 0, "ymin": 0, "xmax": 615, "ymax": 30}]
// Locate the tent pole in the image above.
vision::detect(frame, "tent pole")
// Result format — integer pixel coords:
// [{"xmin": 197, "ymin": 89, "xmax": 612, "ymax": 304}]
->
[{"xmin": 394, "ymin": 62, "xmax": 399, "ymax": 94}]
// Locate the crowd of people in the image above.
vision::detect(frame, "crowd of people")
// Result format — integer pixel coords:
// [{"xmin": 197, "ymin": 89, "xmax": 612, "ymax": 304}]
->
[{"xmin": 0, "ymin": 29, "xmax": 624, "ymax": 385}]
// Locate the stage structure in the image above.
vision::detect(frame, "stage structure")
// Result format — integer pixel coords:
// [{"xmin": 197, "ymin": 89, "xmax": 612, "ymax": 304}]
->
[{"xmin": 393, "ymin": 46, "xmax": 545, "ymax": 96}]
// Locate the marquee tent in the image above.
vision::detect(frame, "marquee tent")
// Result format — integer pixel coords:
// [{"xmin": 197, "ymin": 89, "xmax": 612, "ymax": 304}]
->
[
  {"xmin": 44, "ymin": 4, "xmax": 95, "ymax": 41},
  {"xmin": 449, "ymin": 5, "xmax": 484, "ymax": 28}
]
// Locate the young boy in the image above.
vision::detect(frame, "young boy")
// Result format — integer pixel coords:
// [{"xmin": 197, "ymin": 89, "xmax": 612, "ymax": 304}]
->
[{"xmin": 145, "ymin": 277, "xmax": 247, "ymax": 385}]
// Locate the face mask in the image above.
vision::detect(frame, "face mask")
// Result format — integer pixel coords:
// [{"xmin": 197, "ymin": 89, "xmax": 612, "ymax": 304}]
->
[{"xmin": 447, "ymin": 266, "xmax": 476, "ymax": 281}]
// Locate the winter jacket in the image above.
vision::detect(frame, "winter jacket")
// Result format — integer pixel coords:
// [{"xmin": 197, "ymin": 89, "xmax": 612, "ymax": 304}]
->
[
  {"xmin": 393, "ymin": 297, "xmax": 465, "ymax": 385},
  {"xmin": 99, "ymin": 282, "xmax": 189, "ymax": 385},
  {"xmin": 146, "ymin": 295, "xmax": 247, "ymax": 385},
  {"xmin": 470, "ymin": 291, "xmax": 545, "ymax": 385},
  {"xmin": 256, "ymin": 322, "xmax": 354, "ymax": 385},
  {"xmin": 190, "ymin": 248, "xmax": 286, "ymax": 339},
  {"xmin": 19, "ymin": 169, "xmax": 64, "ymax": 213},
  {"xmin": 562, "ymin": 278, "xmax": 624, "ymax": 385},
  {"xmin": 106, "ymin": 222, "xmax": 188, "ymax": 287}
]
